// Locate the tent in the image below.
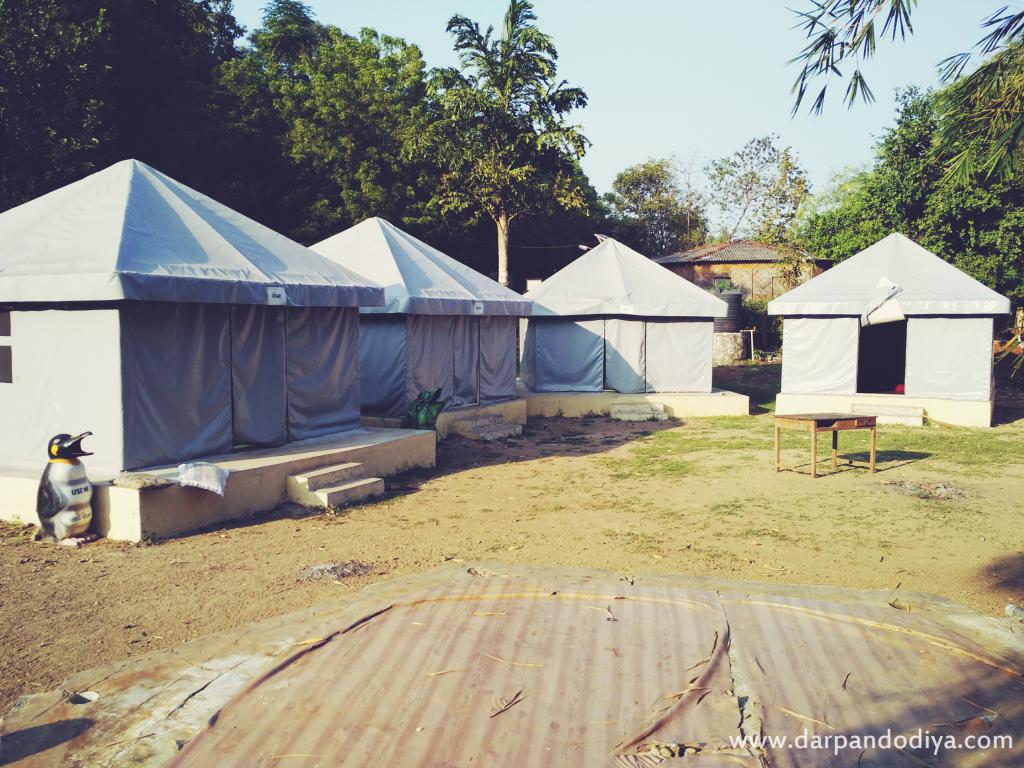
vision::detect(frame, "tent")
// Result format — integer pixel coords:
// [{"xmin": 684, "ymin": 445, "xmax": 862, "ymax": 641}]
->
[
  {"xmin": 311, "ymin": 218, "xmax": 531, "ymax": 417},
  {"xmin": 520, "ymin": 238, "xmax": 727, "ymax": 393},
  {"xmin": 0, "ymin": 160, "xmax": 383, "ymax": 475},
  {"xmin": 768, "ymin": 233, "xmax": 1010, "ymax": 406}
]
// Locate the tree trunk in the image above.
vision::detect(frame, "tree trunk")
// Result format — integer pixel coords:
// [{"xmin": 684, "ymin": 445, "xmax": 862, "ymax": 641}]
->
[{"xmin": 496, "ymin": 211, "xmax": 510, "ymax": 287}]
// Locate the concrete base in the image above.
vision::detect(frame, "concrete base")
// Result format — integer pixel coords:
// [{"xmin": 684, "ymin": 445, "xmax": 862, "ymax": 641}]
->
[
  {"xmin": 520, "ymin": 386, "xmax": 749, "ymax": 419},
  {"xmin": 361, "ymin": 398, "xmax": 528, "ymax": 440},
  {"xmin": 0, "ymin": 428, "xmax": 435, "ymax": 542},
  {"xmin": 776, "ymin": 392, "xmax": 995, "ymax": 428}
]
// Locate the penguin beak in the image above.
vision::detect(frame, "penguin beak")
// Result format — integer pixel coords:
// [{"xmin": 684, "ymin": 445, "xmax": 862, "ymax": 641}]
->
[{"xmin": 61, "ymin": 432, "xmax": 93, "ymax": 457}]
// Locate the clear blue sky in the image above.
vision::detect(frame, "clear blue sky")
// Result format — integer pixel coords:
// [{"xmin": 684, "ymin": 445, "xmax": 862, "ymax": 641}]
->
[{"xmin": 231, "ymin": 0, "xmax": 988, "ymax": 198}]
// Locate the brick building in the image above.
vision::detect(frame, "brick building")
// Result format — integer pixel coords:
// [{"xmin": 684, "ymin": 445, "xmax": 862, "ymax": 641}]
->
[{"xmin": 654, "ymin": 240, "xmax": 827, "ymax": 300}]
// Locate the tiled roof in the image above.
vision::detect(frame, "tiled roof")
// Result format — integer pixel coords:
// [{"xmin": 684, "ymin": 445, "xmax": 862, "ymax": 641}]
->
[{"xmin": 655, "ymin": 240, "xmax": 795, "ymax": 265}]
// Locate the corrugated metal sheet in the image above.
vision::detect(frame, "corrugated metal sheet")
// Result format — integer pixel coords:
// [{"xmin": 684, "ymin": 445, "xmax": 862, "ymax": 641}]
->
[{"xmin": 171, "ymin": 567, "xmax": 1023, "ymax": 768}]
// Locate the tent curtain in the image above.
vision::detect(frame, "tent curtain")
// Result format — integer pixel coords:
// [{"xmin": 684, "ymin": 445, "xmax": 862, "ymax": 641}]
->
[
  {"xmin": 451, "ymin": 316, "xmax": 480, "ymax": 407},
  {"xmin": 285, "ymin": 307, "xmax": 361, "ymax": 440},
  {"xmin": 121, "ymin": 301, "xmax": 233, "ymax": 469},
  {"xmin": 905, "ymin": 317, "xmax": 993, "ymax": 400},
  {"xmin": 645, "ymin": 320, "xmax": 713, "ymax": 392},
  {"xmin": 533, "ymin": 318, "xmax": 605, "ymax": 392},
  {"xmin": 406, "ymin": 315, "xmax": 455, "ymax": 403},
  {"xmin": 604, "ymin": 319, "xmax": 646, "ymax": 393},
  {"xmin": 359, "ymin": 315, "xmax": 408, "ymax": 418},
  {"xmin": 780, "ymin": 317, "xmax": 859, "ymax": 395},
  {"xmin": 230, "ymin": 305, "xmax": 287, "ymax": 447},
  {"xmin": 479, "ymin": 316, "xmax": 518, "ymax": 402}
]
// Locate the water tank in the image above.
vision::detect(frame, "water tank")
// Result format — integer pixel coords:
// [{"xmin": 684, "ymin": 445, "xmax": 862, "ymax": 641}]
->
[{"xmin": 714, "ymin": 290, "xmax": 743, "ymax": 332}]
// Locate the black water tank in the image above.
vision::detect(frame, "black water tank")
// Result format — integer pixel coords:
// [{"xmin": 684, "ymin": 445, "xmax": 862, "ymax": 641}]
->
[{"xmin": 714, "ymin": 290, "xmax": 743, "ymax": 332}]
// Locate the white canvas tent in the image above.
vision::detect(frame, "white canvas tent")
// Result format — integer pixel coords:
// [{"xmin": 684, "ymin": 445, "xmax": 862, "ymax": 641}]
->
[
  {"xmin": 520, "ymin": 238, "xmax": 727, "ymax": 393},
  {"xmin": 0, "ymin": 160, "xmax": 384, "ymax": 475},
  {"xmin": 311, "ymin": 218, "xmax": 532, "ymax": 418},
  {"xmin": 769, "ymin": 233, "xmax": 1010, "ymax": 419}
]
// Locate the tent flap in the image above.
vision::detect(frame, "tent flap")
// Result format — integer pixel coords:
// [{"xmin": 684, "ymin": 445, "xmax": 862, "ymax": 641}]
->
[
  {"xmin": 406, "ymin": 315, "xmax": 455, "ymax": 403},
  {"xmin": 645, "ymin": 320, "xmax": 713, "ymax": 392},
  {"xmin": 121, "ymin": 302, "xmax": 233, "ymax": 469},
  {"xmin": 780, "ymin": 317, "xmax": 859, "ymax": 395},
  {"xmin": 534, "ymin": 319, "xmax": 604, "ymax": 392},
  {"xmin": 905, "ymin": 317, "xmax": 993, "ymax": 400},
  {"xmin": 359, "ymin": 316, "xmax": 409, "ymax": 418},
  {"xmin": 604, "ymin": 319, "xmax": 646, "ymax": 393},
  {"xmin": 479, "ymin": 316, "xmax": 518, "ymax": 402},
  {"xmin": 452, "ymin": 316, "xmax": 480, "ymax": 407},
  {"xmin": 286, "ymin": 307, "xmax": 361, "ymax": 440},
  {"xmin": 230, "ymin": 305, "xmax": 287, "ymax": 447}
]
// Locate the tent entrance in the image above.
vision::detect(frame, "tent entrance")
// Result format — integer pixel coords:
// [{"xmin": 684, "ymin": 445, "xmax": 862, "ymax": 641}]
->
[{"xmin": 856, "ymin": 320, "xmax": 907, "ymax": 394}]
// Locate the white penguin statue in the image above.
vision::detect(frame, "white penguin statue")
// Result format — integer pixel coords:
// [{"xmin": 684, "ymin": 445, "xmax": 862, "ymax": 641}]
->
[{"xmin": 35, "ymin": 432, "xmax": 96, "ymax": 545}]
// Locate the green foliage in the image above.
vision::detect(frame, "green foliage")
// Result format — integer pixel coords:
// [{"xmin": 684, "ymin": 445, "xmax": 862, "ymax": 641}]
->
[
  {"xmin": 426, "ymin": 0, "xmax": 589, "ymax": 285},
  {"xmin": 401, "ymin": 389, "xmax": 448, "ymax": 431},
  {"xmin": 798, "ymin": 88, "xmax": 1024, "ymax": 298},
  {"xmin": 603, "ymin": 159, "xmax": 706, "ymax": 257},
  {"xmin": 706, "ymin": 135, "xmax": 810, "ymax": 243},
  {"xmin": 790, "ymin": 2, "xmax": 1024, "ymax": 181}
]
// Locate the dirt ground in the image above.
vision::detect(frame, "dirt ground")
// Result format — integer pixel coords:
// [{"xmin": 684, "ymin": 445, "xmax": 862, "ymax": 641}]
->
[{"xmin": 2, "ymin": 364, "xmax": 1023, "ymax": 714}]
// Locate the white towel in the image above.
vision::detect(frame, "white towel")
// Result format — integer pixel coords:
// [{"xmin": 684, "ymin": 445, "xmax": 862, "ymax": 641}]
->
[{"xmin": 176, "ymin": 462, "xmax": 230, "ymax": 496}]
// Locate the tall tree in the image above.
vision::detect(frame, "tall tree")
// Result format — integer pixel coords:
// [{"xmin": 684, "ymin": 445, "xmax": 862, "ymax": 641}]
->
[
  {"xmin": 604, "ymin": 158, "xmax": 706, "ymax": 257},
  {"xmin": 706, "ymin": 136, "xmax": 810, "ymax": 242},
  {"xmin": 790, "ymin": 1, "xmax": 1024, "ymax": 181},
  {"xmin": 428, "ymin": 0, "xmax": 589, "ymax": 286},
  {"xmin": 798, "ymin": 88, "xmax": 1024, "ymax": 299}
]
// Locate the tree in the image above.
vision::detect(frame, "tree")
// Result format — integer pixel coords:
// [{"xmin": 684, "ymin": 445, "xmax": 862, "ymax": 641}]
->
[
  {"xmin": 798, "ymin": 88, "xmax": 1024, "ymax": 299},
  {"xmin": 789, "ymin": 1, "xmax": 1024, "ymax": 181},
  {"xmin": 604, "ymin": 158, "xmax": 706, "ymax": 257},
  {"xmin": 706, "ymin": 136, "xmax": 810, "ymax": 242},
  {"xmin": 0, "ymin": 0, "xmax": 109, "ymax": 208},
  {"xmin": 428, "ymin": 0, "xmax": 589, "ymax": 286}
]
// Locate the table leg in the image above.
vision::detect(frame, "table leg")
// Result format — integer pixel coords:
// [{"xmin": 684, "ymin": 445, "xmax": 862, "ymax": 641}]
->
[
  {"xmin": 810, "ymin": 425, "xmax": 817, "ymax": 479},
  {"xmin": 870, "ymin": 426, "xmax": 877, "ymax": 473},
  {"xmin": 832, "ymin": 430, "xmax": 838, "ymax": 470},
  {"xmin": 775, "ymin": 426, "xmax": 780, "ymax": 473}
]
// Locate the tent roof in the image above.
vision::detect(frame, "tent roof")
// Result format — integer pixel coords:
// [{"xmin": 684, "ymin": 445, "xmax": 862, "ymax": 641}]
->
[
  {"xmin": 0, "ymin": 159, "xmax": 384, "ymax": 307},
  {"xmin": 768, "ymin": 233, "xmax": 1010, "ymax": 316},
  {"xmin": 310, "ymin": 217, "xmax": 531, "ymax": 316},
  {"xmin": 525, "ymin": 237, "xmax": 727, "ymax": 318}
]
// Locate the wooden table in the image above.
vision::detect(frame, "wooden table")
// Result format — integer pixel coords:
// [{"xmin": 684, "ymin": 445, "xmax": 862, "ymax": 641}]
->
[{"xmin": 774, "ymin": 413, "xmax": 877, "ymax": 478}]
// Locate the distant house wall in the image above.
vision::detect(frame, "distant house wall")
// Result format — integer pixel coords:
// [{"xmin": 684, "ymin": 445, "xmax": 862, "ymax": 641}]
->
[{"xmin": 661, "ymin": 261, "xmax": 825, "ymax": 300}]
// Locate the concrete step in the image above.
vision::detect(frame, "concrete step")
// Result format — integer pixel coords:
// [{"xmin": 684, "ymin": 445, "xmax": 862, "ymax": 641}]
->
[
  {"xmin": 851, "ymin": 403, "xmax": 925, "ymax": 426},
  {"xmin": 610, "ymin": 401, "xmax": 669, "ymax": 422},
  {"xmin": 461, "ymin": 422, "xmax": 523, "ymax": 441},
  {"xmin": 314, "ymin": 477, "xmax": 386, "ymax": 509},
  {"xmin": 452, "ymin": 414, "xmax": 505, "ymax": 430},
  {"xmin": 290, "ymin": 462, "xmax": 365, "ymax": 492}
]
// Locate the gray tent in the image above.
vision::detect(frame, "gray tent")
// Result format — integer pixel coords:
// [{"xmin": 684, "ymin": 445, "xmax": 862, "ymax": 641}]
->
[
  {"xmin": 311, "ymin": 218, "xmax": 532, "ymax": 417},
  {"xmin": 0, "ymin": 160, "xmax": 383, "ymax": 475},
  {"xmin": 768, "ymin": 233, "xmax": 1010, "ymax": 401},
  {"xmin": 521, "ymin": 238, "xmax": 727, "ymax": 393}
]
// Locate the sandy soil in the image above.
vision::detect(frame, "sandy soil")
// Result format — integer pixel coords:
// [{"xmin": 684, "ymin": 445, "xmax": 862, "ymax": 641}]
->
[{"xmin": 2, "ymin": 365, "xmax": 1023, "ymax": 713}]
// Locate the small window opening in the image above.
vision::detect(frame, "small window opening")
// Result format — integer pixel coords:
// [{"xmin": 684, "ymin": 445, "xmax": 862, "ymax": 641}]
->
[
  {"xmin": 857, "ymin": 320, "xmax": 907, "ymax": 394},
  {"xmin": 0, "ymin": 346, "xmax": 10, "ymax": 384}
]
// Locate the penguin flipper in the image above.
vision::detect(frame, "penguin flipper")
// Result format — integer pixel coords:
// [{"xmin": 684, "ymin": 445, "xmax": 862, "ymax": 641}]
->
[{"xmin": 36, "ymin": 467, "xmax": 61, "ymax": 538}]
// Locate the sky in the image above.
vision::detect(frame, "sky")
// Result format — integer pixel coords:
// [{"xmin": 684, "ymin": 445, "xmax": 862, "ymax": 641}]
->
[{"xmin": 230, "ymin": 0, "xmax": 990, "ymax": 198}]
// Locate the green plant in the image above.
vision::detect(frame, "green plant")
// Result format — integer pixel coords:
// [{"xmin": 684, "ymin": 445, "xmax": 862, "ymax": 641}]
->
[{"xmin": 401, "ymin": 388, "xmax": 448, "ymax": 430}]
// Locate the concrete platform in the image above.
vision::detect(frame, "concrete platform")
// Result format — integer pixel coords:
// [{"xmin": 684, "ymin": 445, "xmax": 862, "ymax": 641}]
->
[
  {"xmin": 520, "ymin": 386, "xmax": 749, "ymax": 419},
  {"xmin": 0, "ymin": 428, "xmax": 435, "ymax": 542},
  {"xmin": 361, "ymin": 398, "xmax": 527, "ymax": 440},
  {"xmin": 777, "ymin": 392, "xmax": 995, "ymax": 428},
  {"xmin": 2, "ymin": 564, "xmax": 1021, "ymax": 767}
]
